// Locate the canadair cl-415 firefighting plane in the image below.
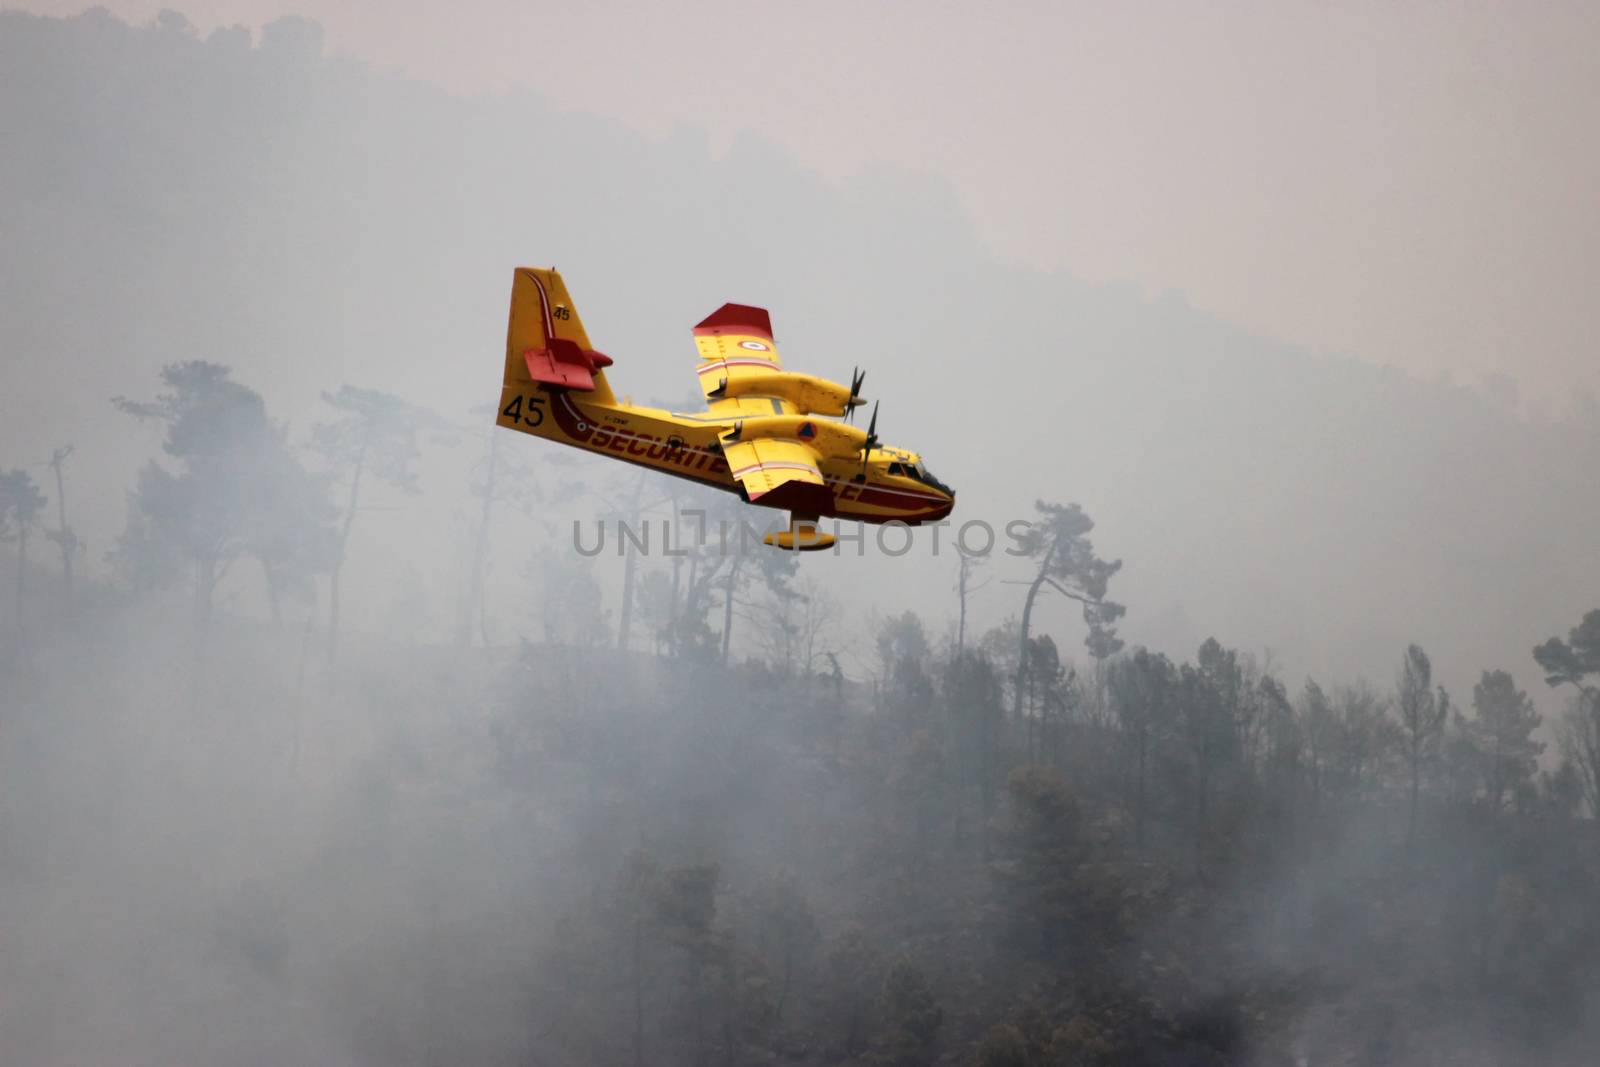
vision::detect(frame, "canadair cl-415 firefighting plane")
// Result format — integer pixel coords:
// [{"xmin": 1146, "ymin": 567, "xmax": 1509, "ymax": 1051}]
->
[{"xmin": 495, "ymin": 267, "xmax": 955, "ymax": 550}]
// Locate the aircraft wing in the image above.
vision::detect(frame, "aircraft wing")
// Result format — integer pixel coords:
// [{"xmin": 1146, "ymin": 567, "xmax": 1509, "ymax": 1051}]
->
[
  {"xmin": 721, "ymin": 437, "xmax": 832, "ymax": 515},
  {"xmin": 694, "ymin": 303, "xmax": 795, "ymax": 415}
]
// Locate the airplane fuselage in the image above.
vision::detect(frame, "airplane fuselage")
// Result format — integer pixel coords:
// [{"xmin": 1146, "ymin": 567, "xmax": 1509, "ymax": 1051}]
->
[{"xmin": 496, "ymin": 383, "xmax": 954, "ymax": 525}]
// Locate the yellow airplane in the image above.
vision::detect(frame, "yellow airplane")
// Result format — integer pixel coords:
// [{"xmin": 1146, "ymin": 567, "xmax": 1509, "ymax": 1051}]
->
[{"xmin": 495, "ymin": 266, "xmax": 955, "ymax": 550}]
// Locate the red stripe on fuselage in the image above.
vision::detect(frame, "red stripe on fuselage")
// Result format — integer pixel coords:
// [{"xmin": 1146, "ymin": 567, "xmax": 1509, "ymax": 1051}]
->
[
  {"xmin": 529, "ymin": 387, "xmax": 951, "ymax": 522},
  {"xmin": 547, "ymin": 389, "xmax": 730, "ymax": 485}
]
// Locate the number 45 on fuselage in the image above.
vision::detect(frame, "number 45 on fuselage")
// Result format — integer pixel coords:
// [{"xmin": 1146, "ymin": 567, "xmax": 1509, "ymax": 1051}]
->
[{"xmin": 495, "ymin": 266, "xmax": 955, "ymax": 551}]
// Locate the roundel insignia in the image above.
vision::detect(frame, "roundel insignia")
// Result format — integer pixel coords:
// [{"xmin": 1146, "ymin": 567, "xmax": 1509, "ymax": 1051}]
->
[
  {"xmin": 799, "ymin": 421, "xmax": 817, "ymax": 440},
  {"xmin": 738, "ymin": 340, "xmax": 770, "ymax": 351}
]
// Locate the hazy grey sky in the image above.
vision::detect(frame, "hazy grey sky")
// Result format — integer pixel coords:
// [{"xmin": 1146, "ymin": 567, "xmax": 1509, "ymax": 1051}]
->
[{"xmin": 16, "ymin": 0, "xmax": 1600, "ymax": 404}]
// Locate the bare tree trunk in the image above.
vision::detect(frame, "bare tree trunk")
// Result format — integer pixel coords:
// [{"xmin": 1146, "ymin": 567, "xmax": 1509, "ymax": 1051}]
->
[
  {"xmin": 1026, "ymin": 667, "xmax": 1037, "ymax": 765},
  {"xmin": 680, "ymin": 555, "xmax": 700, "ymax": 660},
  {"xmin": 187, "ymin": 551, "xmax": 220, "ymax": 716},
  {"xmin": 956, "ymin": 555, "xmax": 970, "ymax": 654},
  {"xmin": 290, "ymin": 610, "xmax": 314, "ymax": 776},
  {"xmin": 669, "ymin": 516, "xmax": 683, "ymax": 643},
  {"xmin": 12, "ymin": 522, "xmax": 35, "ymax": 672},
  {"xmin": 618, "ymin": 543, "xmax": 637, "ymax": 651},
  {"xmin": 980, "ymin": 695, "xmax": 994, "ymax": 859},
  {"xmin": 327, "ymin": 446, "xmax": 367, "ymax": 665},
  {"xmin": 12, "ymin": 523, "xmax": 24, "ymax": 634},
  {"xmin": 1577, "ymin": 689, "xmax": 1600, "ymax": 819},
  {"xmin": 48, "ymin": 448, "xmax": 73, "ymax": 614},
  {"xmin": 1407, "ymin": 738, "xmax": 1421, "ymax": 855},
  {"xmin": 326, "ymin": 560, "xmax": 343, "ymax": 663},
  {"xmin": 720, "ymin": 556, "xmax": 743, "ymax": 667},
  {"xmin": 1194, "ymin": 732, "xmax": 1212, "ymax": 879},
  {"xmin": 1013, "ymin": 542, "xmax": 1058, "ymax": 724}
]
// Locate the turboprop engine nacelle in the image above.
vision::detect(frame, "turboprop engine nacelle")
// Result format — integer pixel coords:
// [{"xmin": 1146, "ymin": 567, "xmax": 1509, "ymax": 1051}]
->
[
  {"xmin": 709, "ymin": 370, "xmax": 864, "ymax": 417},
  {"xmin": 718, "ymin": 414, "xmax": 869, "ymax": 460}
]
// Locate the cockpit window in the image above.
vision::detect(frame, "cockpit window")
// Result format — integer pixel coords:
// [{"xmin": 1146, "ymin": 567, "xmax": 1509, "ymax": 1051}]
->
[
  {"xmin": 888, "ymin": 462, "xmax": 904, "ymax": 476},
  {"xmin": 904, "ymin": 459, "xmax": 953, "ymax": 495}
]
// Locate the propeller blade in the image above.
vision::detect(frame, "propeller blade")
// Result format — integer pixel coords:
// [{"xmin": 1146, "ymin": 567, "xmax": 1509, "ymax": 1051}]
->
[
  {"xmin": 845, "ymin": 366, "xmax": 865, "ymax": 422},
  {"xmin": 855, "ymin": 400, "xmax": 880, "ymax": 480}
]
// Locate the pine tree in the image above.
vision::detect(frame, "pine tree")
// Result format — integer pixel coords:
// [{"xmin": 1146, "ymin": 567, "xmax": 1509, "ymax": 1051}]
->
[
  {"xmin": 312, "ymin": 385, "xmax": 438, "ymax": 663},
  {"xmin": 1396, "ymin": 644, "xmax": 1450, "ymax": 851},
  {"xmin": 1011, "ymin": 501, "xmax": 1125, "ymax": 728},
  {"xmin": 1534, "ymin": 610, "xmax": 1600, "ymax": 815},
  {"xmin": 1467, "ymin": 670, "xmax": 1544, "ymax": 814}
]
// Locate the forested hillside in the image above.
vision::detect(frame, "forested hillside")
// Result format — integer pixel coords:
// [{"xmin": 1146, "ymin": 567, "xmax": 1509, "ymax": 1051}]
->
[
  {"xmin": 2, "ymin": 360, "xmax": 1597, "ymax": 1064},
  {"xmin": 3, "ymin": 538, "xmax": 1597, "ymax": 1064}
]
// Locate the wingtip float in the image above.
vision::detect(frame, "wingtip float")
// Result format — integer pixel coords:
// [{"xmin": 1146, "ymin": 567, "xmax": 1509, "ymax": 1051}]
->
[{"xmin": 496, "ymin": 266, "xmax": 955, "ymax": 551}]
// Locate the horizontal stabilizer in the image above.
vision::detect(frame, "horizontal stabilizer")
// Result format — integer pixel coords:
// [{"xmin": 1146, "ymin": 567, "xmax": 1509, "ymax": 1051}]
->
[{"xmin": 524, "ymin": 337, "xmax": 614, "ymax": 392}]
